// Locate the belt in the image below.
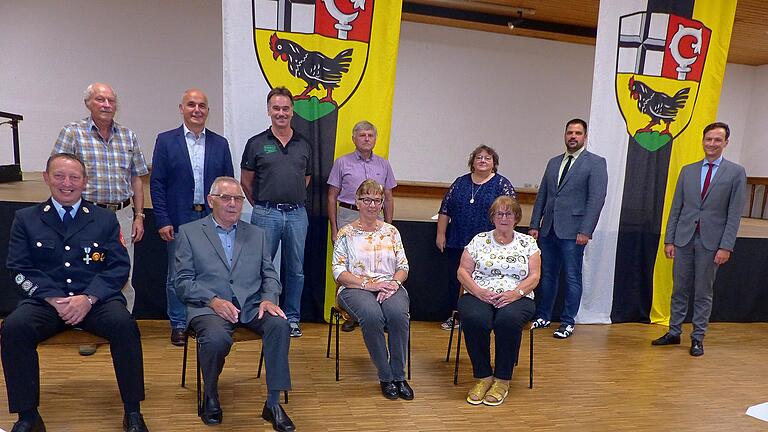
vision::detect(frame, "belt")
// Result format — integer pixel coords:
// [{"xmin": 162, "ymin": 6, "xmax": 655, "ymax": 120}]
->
[
  {"xmin": 192, "ymin": 204, "xmax": 205, "ymax": 212},
  {"xmin": 93, "ymin": 198, "xmax": 131, "ymax": 212},
  {"xmin": 338, "ymin": 201, "xmax": 358, "ymax": 211},
  {"xmin": 254, "ymin": 201, "xmax": 304, "ymax": 211}
]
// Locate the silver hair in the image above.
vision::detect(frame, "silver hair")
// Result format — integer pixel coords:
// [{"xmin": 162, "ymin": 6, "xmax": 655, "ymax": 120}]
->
[
  {"xmin": 209, "ymin": 176, "xmax": 244, "ymax": 196},
  {"xmin": 352, "ymin": 120, "xmax": 377, "ymax": 137},
  {"xmin": 83, "ymin": 83, "xmax": 118, "ymax": 104}
]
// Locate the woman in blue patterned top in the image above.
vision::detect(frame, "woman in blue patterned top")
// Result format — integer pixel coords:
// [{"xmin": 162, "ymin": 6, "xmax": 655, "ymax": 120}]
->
[{"xmin": 436, "ymin": 145, "xmax": 516, "ymax": 330}]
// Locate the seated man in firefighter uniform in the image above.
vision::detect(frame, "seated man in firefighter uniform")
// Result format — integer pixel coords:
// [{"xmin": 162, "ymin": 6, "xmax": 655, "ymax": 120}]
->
[{"xmin": 0, "ymin": 153, "xmax": 148, "ymax": 432}]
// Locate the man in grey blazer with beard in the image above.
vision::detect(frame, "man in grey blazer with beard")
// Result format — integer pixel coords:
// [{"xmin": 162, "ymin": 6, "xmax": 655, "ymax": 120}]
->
[
  {"xmin": 652, "ymin": 122, "xmax": 747, "ymax": 357},
  {"xmin": 529, "ymin": 118, "xmax": 608, "ymax": 340},
  {"xmin": 175, "ymin": 177, "xmax": 295, "ymax": 431}
]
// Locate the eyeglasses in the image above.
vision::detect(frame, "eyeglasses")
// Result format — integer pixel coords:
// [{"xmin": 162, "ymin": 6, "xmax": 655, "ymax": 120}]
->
[
  {"xmin": 494, "ymin": 211, "xmax": 514, "ymax": 219},
  {"xmin": 474, "ymin": 155, "xmax": 493, "ymax": 161},
  {"xmin": 357, "ymin": 197, "xmax": 383, "ymax": 206},
  {"xmin": 210, "ymin": 194, "xmax": 246, "ymax": 203}
]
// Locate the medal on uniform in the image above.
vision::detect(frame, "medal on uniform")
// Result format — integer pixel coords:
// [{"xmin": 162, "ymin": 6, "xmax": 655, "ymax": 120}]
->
[{"xmin": 83, "ymin": 247, "xmax": 92, "ymax": 264}]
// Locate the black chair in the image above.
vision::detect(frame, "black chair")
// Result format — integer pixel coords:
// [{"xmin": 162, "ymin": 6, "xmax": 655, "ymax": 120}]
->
[
  {"xmin": 326, "ymin": 303, "xmax": 411, "ymax": 382},
  {"xmin": 180, "ymin": 327, "xmax": 287, "ymax": 416},
  {"xmin": 446, "ymin": 309, "xmax": 535, "ymax": 388}
]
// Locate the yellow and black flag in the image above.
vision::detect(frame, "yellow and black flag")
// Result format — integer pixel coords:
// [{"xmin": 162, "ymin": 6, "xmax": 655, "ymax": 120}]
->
[{"xmin": 580, "ymin": 0, "xmax": 737, "ymax": 323}]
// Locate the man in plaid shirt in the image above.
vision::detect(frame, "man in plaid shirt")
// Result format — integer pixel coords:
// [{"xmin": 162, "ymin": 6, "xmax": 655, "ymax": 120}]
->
[{"xmin": 53, "ymin": 82, "xmax": 149, "ymax": 355}]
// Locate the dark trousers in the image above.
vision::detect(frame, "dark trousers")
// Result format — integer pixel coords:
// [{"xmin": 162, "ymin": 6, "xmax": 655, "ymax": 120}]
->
[
  {"xmin": 458, "ymin": 294, "xmax": 534, "ymax": 381},
  {"xmin": 0, "ymin": 300, "xmax": 145, "ymax": 413},
  {"xmin": 535, "ymin": 230, "xmax": 585, "ymax": 325},
  {"xmin": 190, "ymin": 312, "xmax": 291, "ymax": 398}
]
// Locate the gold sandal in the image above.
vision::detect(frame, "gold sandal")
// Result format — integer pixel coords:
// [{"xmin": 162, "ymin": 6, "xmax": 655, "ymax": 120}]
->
[
  {"xmin": 466, "ymin": 377, "xmax": 493, "ymax": 405},
  {"xmin": 482, "ymin": 379, "xmax": 509, "ymax": 406}
]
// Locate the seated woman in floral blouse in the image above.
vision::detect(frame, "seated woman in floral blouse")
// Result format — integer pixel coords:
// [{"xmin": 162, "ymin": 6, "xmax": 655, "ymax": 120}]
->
[
  {"xmin": 457, "ymin": 195, "xmax": 541, "ymax": 406},
  {"xmin": 332, "ymin": 179, "xmax": 412, "ymax": 401}
]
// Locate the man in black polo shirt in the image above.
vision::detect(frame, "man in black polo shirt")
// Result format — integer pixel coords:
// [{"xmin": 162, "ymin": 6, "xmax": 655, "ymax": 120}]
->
[{"xmin": 241, "ymin": 87, "xmax": 312, "ymax": 338}]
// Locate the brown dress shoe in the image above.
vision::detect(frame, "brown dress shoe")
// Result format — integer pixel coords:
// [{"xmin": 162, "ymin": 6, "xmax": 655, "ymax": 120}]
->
[{"xmin": 170, "ymin": 328, "xmax": 186, "ymax": 346}]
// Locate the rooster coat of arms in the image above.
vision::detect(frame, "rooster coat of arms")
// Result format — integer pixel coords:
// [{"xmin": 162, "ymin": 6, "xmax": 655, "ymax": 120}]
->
[
  {"xmin": 253, "ymin": 0, "xmax": 371, "ymax": 121},
  {"xmin": 615, "ymin": 12, "xmax": 711, "ymax": 151}
]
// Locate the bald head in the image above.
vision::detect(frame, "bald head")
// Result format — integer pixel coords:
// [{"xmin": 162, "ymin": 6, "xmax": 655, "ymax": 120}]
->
[{"xmin": 180, "ymin": 88, "xmax": 209, "ymax": 134}]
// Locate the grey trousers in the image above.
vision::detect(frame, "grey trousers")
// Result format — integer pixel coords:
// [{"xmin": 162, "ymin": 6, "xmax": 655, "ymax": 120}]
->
[
  {"xmin": 190, "ymin": 312, "xmax": 292, "ymax": 398},
  {"xmin": 669, "ymin": 232, "xmax": 719, "ymax": 341},
  {"xmin": 337, "ymin": 287, "xmax": 410, "ymax": 382}
]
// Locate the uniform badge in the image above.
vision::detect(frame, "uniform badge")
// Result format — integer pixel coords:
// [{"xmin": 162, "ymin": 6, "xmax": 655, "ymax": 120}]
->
[
  {"xmin": 43, "ymin": 205, "xmax": 51, "ymax": 212},
  {"xmin": 83, "ymin": 247, "xmax": 92, "ymax": 264},
  {"xmin": 119, "ymin": 231, "xmax": 127, "ymax": 248},
  {"xmin": 21, "ymin": 280, "xmax": 33, "ymax": 292},
  {"xmin": 83, "ymin": 206, "xmax": 90, "ymax": 214},
  {"xmin": 92, "ymin": 252, "xmax": 105, "ymax": 262},
  {"xmin": 15, "ymin": 274, "xmax": 25, "ymax": 285}
]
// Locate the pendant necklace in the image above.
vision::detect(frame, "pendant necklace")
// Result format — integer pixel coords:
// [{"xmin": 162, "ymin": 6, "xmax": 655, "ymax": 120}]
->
[{"xmin": 469, "ymin": 182, "xmax": 483, "ymax": 204}]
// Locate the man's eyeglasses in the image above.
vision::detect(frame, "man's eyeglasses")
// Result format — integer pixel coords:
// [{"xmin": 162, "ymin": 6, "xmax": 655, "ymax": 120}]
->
[
  {"xmin": 494, "ymin": 211, "xmax": 514, "ymax": 219},
  {"xmin": 210, "ymin": 194, "xmax": 246, "ymax": 203},
  {"xmin": 357, "ymin": 197, "xmax": 383, "ymax": 206}
]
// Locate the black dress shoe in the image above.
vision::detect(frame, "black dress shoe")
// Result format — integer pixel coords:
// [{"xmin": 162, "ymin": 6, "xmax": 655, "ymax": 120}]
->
[
  {"xmin": 11, "ymin": 416, "xmax": 46, "ymax": 432},
  {"xmin": 341, "ymin": 320, "xmax": 357, "ymax": 332},
  {"xmin": 171, "ymin": 328, "xmax": 186, "ymax": 346},
  {"xmin": 395, "ymin": 380, "xmax": 414, "ymax": 400},
  {"xmin": 380, "ymin": 381, "xmax": 399, "ymax": 400},
  {"xmin": 122, "ymin": 412, "xmax": 148, "ymax": 432},
  {"xmin": 201, "ymin": 395, "xmax": 223, "ymax": 425},
  {"xmin": 690, "ymin": 339, "xmax": 704, "ymax": 357},
  {"xmin": 651, "ymin": 332, "xmax": 681, "ymax": 346},
  {"xmin": 261, "ymin": 402, "xmax": 296, "ymax": 432}
]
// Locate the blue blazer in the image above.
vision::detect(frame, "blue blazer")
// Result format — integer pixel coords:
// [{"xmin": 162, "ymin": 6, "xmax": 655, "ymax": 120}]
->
[
  {"xmin": 530, "ymin": 150, "xmax": 608, "ymax": 239},
  {"xmin": 150, "ymin": 126, "xmax": 234, "ymax": 230}
]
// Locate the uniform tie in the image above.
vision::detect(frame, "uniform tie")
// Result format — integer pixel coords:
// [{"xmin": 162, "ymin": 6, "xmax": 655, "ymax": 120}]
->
[
  {"xmin": 701, "ymin": 163, "xmax": 714, "ymax": 199},
  {"xmin": 62, "ymin": 205, "xmax": 74, "ymax": 229},
  {"xmin": 559, "ymin": 155, "xmax": 573, "ymax": 187}
]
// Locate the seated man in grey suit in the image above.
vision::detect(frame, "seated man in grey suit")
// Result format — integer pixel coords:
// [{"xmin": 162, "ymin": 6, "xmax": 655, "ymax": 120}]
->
[
  {"xmin": 175, "ymin": 176, "xmax": 295, "ymax": 431},
  {"xmin": 652, "ymin": 122, "xmax": 747, "ymax": 357}
]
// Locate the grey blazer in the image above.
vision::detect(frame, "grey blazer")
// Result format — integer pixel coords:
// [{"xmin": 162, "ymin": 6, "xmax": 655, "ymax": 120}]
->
[
  {"xmin": 664, "ymin": 158, "xmax": 746, "ymax": 251},
  {"xmin": 174, "ymin": 215, "xmax": 282, "ymax": 325},
  {"xmin": 530, "ymin": 150, "xmax": 608, "ymax": 239}
]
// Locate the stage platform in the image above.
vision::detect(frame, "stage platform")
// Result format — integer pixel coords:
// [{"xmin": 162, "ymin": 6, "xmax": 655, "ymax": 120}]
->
[{"xmin": 2, "ymin": 173, "xmax": 767, "ymax": 322}]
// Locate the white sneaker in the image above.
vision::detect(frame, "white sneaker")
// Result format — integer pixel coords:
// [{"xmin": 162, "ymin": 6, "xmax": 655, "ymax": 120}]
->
[
  {"xmin": 531, "ymin": 318, "xmax": 551, "ymax": 329},
  {"xmin": 553, "ymin": 324, "xmax": 574, "ymax": 339}
]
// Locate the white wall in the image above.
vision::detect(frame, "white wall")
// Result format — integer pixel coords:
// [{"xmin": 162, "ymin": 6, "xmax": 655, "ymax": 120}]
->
[
  {"xmin": 0, "ymin": 0, "xmax": 223, "ymax": 171},
  {"xmin": 739, "ymin": 64, "xmax": 768, "ymax": 177},
  {"xmin": 389, "ymin": 22, "xmax": 595, "ymax": 187},
  {"xmin": 0, "ymin": 2, "xmax": 763, "ymax": 183}
]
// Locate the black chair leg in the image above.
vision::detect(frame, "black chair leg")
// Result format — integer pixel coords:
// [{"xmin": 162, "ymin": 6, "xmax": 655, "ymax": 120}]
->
[
  {"xmin": 446, "ymin": 310, "xmax": 456, "ymax": 362},
  {"xmin": 257, "ymin": 345, "xmax": 264, "ymax": 378},
  {"xmin": 196, "ymin": 339, "xmax": 202, "ymax": 416},
  {"xmin": 181, "ymin": 335, "xmax": 189, "ymax": 387},
  {"xmin": 453, "ymin": 323, "xmax": 463, "ymax": 385},
  {"xmin": 326, "ymin": 307, "xmax": 335, "ymax": 358},
  {"xmin": 335, "ymin": 310, "xmax": 340, "ymax": 381},
  {"xmin": 529, "ymin": 327, "xmax": 534, "ymax": 389},
  {"xmin": 284, "ymin": 391, "xmax": 288, "ymax": 404}
]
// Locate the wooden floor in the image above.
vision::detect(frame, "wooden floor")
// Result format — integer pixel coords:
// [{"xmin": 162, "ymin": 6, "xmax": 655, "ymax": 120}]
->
[{"xmin": 0, "ymin": 321, "xmax": 766, "ymax": 431}]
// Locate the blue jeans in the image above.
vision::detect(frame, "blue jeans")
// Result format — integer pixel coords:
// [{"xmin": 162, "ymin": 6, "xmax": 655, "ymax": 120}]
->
[
  {"xmin": 250, "ymin": 204, "xmax": 308, "ymax": 323},
  {"xmin": 166, "ymin": 211, "xmax": 208, "ymax": 329},
  {"xmin": 535, "ymin": 231, "xmax": 585, "ymax": 326}
]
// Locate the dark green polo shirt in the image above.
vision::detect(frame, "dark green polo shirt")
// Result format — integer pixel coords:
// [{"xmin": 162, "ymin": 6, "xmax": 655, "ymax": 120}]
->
[{"xmin": 240, "ymin": 128, "xmax": 312, "ymax": 204}]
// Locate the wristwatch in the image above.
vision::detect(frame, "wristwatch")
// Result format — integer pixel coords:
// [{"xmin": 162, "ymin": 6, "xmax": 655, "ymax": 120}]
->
[{"xmin": 516, "ymin": 288, "xmax": 525, "ymax": 296}]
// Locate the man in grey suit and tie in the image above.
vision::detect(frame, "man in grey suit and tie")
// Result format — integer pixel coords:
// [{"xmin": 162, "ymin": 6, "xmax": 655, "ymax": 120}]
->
[
  {"xmin": 175, "ymin": 177, "xmax": 295, "ymax": 431},
  {"xmin": 652, "ymin": 122, "xmax": 746, "ymax": 357},
  {"xmin": 529, "ymin": 118, "xmax": 608, "ymax": 339}
]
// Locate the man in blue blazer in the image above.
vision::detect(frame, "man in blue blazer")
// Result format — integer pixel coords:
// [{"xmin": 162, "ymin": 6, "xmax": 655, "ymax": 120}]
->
[
  {"xmin": 175, "ymin": 177, "xmax": 294, "ymax": 431},
  {"xmin": 529, "ymin": 118, "xmax": 608, "ymax": 339},
  {"xmin": 652, "ymin": 122, "xmax": 747, "ymax": 356},
  {"xmin": 150, "ymin": 89, "xmax": 234, "ymax": 345}
]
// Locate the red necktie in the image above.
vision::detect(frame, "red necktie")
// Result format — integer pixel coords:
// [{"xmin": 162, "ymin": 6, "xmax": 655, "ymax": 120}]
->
[{"xmin": 701, "ymin": 163, "xmax": 713, "ymax": 199}]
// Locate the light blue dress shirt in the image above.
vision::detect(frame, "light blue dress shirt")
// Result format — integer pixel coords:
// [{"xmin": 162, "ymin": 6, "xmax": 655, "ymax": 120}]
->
[
  {"xmin": 50, "ymin": 197, "xmax": 81, "ymax": 221},
  {"xmin": 700, "ymin": 156, "xmax": 723, "ymax": 193},
  {"xmin": 184, "ymin": 124, "xmax": 206, "ymax": 204}
]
